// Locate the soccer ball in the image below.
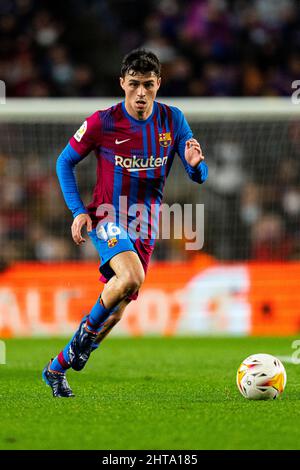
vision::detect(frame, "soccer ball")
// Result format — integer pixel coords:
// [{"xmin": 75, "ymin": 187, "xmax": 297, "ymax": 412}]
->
[{"xmin": 236, "ymin": 353, "xmax": 287, "ymax": 400}]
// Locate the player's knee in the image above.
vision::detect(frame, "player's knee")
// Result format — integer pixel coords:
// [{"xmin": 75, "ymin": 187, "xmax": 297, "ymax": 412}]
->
[
  {"xmin": 120, "ymin": 270, "xmax": 144, "ymax": 296},
  {"xmin": 124, "ymin": 277, "xmax": 142, "ymax": 296}
]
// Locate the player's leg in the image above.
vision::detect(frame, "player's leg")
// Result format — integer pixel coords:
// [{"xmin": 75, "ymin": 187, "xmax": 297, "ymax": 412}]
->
[
  {"xmin": 42, "ymin": 224, "xmax": 145, "ymax": 397},
  {"xmin": 42, "ymin": 297, "xmax": 131, "ymax": 398},
  {"xmin": 42, "ymin": 298, "xmax": 130, "ymax": 398},
  {"xmin": 67, "ymin": 251, "xmax": 144, "ymax": 370},
  {"xmin": 100, "ymin": 250, "xmax": 144, "ymax": 307},
  {"xmin": 43, "ymin": 251, "xmax": 143, "ymax": 396},
  {"xmin": 83, "ymin": 224, "xmax": 144, "ymax": 331},
  {"xmin": 90, "ymin": 246, "xmax": 147, "ymax": 344},
  {"xmin": 94, "ymin": 298, "xmax": 130, "ymax": 346},
  {"xmin": 89, "ymin": 238, "xmax": 155, "ymax": 347}
]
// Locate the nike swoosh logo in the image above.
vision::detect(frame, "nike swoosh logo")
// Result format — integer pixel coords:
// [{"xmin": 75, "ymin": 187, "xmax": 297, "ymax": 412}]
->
[{"xmin": 115, "ymin": 138, "xmax": 131, "ymax": 145}]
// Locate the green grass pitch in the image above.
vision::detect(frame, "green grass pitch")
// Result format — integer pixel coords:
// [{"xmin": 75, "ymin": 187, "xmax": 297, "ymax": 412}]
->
[{"xmin": 0, "ymin": 336, "xmax": 299, "ymax": 450}]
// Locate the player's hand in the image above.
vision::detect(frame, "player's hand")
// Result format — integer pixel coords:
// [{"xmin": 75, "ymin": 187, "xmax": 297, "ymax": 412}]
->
[
  {"xmin": 71, "ymin": 213, "xmax": 92, "ymax": 245},
  {"xmin": 184, "ymin": 138, "xmax": 205, "ymax": 168}
]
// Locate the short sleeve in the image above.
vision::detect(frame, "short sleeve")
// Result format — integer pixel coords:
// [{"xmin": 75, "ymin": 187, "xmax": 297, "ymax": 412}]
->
[{"xmin": 69, "ymin": 111, "xmax": 101, "ymax": 157}]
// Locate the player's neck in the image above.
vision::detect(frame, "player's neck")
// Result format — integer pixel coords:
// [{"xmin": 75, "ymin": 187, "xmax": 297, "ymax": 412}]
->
[{"xmin": 124, "ymin": 101, "xmax": 154, "ymax": 121}]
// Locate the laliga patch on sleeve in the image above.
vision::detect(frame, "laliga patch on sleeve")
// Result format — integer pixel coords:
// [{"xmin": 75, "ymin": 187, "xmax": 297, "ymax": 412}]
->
[{"xmin": 74, "ymin": 120, "xmax": 87, "ymax": 142}]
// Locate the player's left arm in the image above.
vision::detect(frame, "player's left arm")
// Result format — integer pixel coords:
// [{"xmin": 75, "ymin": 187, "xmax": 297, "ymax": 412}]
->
[{"xmin": 174, "ymin": 108, "xmax": 208, "ymax": 184}]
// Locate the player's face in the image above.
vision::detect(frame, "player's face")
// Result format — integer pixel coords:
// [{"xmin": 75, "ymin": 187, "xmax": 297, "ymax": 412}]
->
[{"xmin": 120, "ymin": 71, "xmax": 161, "ymax": 120}]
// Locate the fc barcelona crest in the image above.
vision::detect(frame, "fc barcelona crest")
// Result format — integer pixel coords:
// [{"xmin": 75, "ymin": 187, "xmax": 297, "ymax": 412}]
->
[
  {"xmin": 159, "ymin": 132, "xmax": 172, "ymax": 147},
  {"xmin": 108, "ymin": 237, "xmax": 118, "ymax": 248}
]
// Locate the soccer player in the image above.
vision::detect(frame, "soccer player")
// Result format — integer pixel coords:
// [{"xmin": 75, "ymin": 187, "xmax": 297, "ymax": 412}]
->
[{"xmin": 42, "ymin": 49, "xmax": 208, "ymax": 397}]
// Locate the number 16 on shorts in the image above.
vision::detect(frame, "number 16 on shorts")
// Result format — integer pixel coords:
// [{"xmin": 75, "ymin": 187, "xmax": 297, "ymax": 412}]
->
[{"xmin": 96, "ymin": 222, "xmax": 122, "ymax": 241}]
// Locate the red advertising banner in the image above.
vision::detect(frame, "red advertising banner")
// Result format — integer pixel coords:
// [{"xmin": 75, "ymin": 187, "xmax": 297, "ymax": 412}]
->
[{"xmin": 0, "ymin": 257, "xmax": 300, "ymax": 337}]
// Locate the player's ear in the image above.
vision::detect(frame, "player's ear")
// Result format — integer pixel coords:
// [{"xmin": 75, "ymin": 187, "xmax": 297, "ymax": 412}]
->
[
  {"xmin": 157, "ymin": 77, "xmax": 161, "ymax": 90},
  {"xmin": 120, "ymin": 77, "xmax": 125, "ymax": 91}
]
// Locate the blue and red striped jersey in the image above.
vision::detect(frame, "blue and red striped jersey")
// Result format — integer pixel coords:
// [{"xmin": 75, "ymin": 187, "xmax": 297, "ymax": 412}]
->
[{"xmin": 67, "ymin": 101, "xmax": 208, "ymax": 240}]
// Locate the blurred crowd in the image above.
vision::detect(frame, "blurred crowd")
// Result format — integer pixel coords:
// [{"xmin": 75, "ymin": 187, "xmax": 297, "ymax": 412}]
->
[{"xmin": 0, "ymin": 0, "xmax": 299, "ymax": 97}]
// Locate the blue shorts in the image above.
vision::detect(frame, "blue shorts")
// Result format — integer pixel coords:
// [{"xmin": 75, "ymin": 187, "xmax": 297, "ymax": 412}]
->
[
  {"xmin": 88, "ymin": 223, "xmax": 138, "ymax": 281},
  {"xmin": 88, "ymin": 222, "xmax": 155, "ymax": 300}
]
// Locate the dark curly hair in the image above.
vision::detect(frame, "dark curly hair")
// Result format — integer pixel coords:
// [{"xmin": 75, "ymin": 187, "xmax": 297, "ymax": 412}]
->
[{"xmin": 120, "ymin": 49, "xmax": 161, "ymax": 78}]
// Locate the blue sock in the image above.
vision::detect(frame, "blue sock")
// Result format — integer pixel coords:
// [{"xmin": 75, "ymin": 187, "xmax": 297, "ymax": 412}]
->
[
  {"xmin": 49, "ymin": 333, "xmax": 82, "ymax": 373},
  {"xmin": 49, "ymin": 298, "xmax": 116, "ymax": 373},
  {"xmin": 50, "ymin": 356, "xmax": 66, "ymax": 373},
  {"xmin": 86, "ymin": 296, "xmax": 111, "ymax": 332}
]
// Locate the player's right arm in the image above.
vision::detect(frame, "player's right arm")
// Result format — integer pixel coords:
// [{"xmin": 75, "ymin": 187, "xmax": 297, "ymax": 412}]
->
[{"xmin": 56, "ymin": 112, "xmax": 101, "ymax": 245}]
